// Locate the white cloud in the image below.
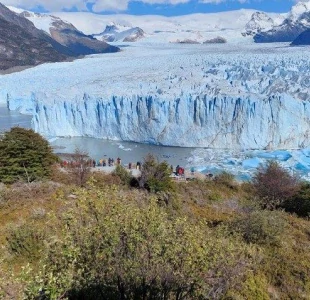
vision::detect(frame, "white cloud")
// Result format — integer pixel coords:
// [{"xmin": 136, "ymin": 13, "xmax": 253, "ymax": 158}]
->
[
  {"xmin": 2, "ymin": 0, "xmax": 299, "ymax": 12},
  {"xmin": 2, "ymin": 0, "xmax": 89, "ymax": 11},
  {"xmin": 199, "ymin": 0, "xmax": 247, "ymax": 3},
  {"xmin": 2, "ymin": 0, "xmax": 193, "ymax": 12}
]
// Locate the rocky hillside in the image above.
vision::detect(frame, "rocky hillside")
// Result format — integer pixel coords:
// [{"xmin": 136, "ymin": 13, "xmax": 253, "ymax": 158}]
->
[
  {"xmin": 291, "ymin": 28, "xmax": 310, "ymax": 45},
  {"xmin": 0, "ymin": 3, "xmax": 120, "ymax": 70},
  {"xmin": 0, "ymin": 3, "xmax": 71, "ymax": 70},
  {"xmin": 19, "ymin": 10, "xmax": 119, "ymax": 55}
]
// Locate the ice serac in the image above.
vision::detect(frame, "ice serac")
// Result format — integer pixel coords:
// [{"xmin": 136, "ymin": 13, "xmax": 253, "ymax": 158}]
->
[{"xmin": 2, "ymin": 44, "xmax": 310, "ymax": 149}]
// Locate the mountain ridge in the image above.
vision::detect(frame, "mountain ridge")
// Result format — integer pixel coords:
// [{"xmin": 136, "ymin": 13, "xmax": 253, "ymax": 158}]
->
[
  {"xmin": 254, "ymin": 0, "xmax": 310, "ymax": 43},
  {"xmin": 9, "ymin": 8, "xmax": 120, "ymax": 55}
]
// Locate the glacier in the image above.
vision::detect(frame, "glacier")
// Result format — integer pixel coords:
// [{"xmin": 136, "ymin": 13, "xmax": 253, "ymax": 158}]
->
[{"xmin": 0, "ymin": 43, "xmax": 310, "ymax": 149}]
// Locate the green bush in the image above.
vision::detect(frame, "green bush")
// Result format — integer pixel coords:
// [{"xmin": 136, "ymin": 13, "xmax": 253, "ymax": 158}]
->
[
  {"xmin": 6, "ymin": 223, "xmax": 46, "ymax": 260},
  {"xmin": 0, "ymin": 127, "xmax": 58, "ymax": 184},
  {"xmin": 282, "ymin": 182, "xmax": 310, "ymax": 217},
  {"xmin": 231, "ymin": 210, "xmax": 286, "ymax": 246},
  {"xmin": 138, "ymin": 154, "xmax": 174, "ymax": 193},
  {"xmin": 214, "ymin": 171, "xmax": 237, "ymax": 189},
  {"xmin": 112, "ymin": 164, "xmax": 133, "ymax": 186},
  {"xmin": 23, "ymin": 186, "xmax": 252, "ymax": 300}
]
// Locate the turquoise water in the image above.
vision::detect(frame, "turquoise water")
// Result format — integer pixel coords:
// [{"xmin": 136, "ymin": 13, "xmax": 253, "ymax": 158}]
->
[
  {"xmin": 0, "ymin": 105, "xmax": 32, "ymax": 132},
  {"xmin": 51, "ymin": 137, "xmax": 193, "ymax": 168}
]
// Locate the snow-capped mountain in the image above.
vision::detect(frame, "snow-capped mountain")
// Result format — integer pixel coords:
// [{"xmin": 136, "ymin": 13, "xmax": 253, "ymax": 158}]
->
[
  {"xmin": 93, "ymin": 23, "xmax": 145, "ymax": 42},
  {"xmin": 6, "ymin": 6, "xmax": 287, "ymax": 45},
  {"xmin": 0, "ymin": 3, "xmax": 76, "ymax": 70},
  {"xmin": 254, "ymin": 0, "xmax": 310, "ymax": 43},
  {"xmin": 52, "ymin": 9, "xmax": 265, "ymax": 44},
  {"xmin": 289, "ymin": 0, "xmax": 310, "ymax": 24},
  {"xmin": 243, "ymin": 12, "xmax": 275, "ymax": 36},
  {"xmin": 8, "ymin": 6, "xmax": 119, "ymax": 55}
]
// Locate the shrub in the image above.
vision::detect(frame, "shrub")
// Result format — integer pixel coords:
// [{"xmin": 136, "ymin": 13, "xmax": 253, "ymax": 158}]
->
[
  {"xmin": 0, "ymin": 127, "xmax": 58, "ymax": 184},
  {"xmin": 231, "ymin": 210, "xmax": 286, "ymax": 246},
  {"xmin": 23, "ymin": 187, "xmax": 252, "ymax": 300},
  {"xmin": 112, "ymin": 164, "xmax": 133, "ymax": 186},
  {"xmin": 138, "ymin": 154, "xmax": 174, "ymax": 193},
  {"xmin": 65, "ymin": 149, "xmax": 91, "ymax": 187},
  {"xmin": 282, "ymin": 182, "xmax": 310, "ymax": 217},
  {"xmin": 6, "ymin": 223, "xmax": 46, "ymax": 260},
  {"xmin": 214, "ymin": 171, "xmax": 236, "ymax": 189},
  {"xmin": 90, "ymin": 172, "xmax": 122, "ymax": 187},
  {"xmin": 252, "ymin": 161, "xmax": 299, "ymax": 210}
]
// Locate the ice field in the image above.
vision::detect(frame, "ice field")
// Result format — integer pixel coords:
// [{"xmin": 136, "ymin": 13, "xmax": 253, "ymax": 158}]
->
[{"xmin": 1, "ymin": 43, "xmax": 310, "ymax": 149}]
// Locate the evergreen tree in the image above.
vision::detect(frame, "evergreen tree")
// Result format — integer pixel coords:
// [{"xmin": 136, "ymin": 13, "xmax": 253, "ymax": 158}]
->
[{"xmin": 0, "ymin": 127, "xmax": 57, "ymax": 183}]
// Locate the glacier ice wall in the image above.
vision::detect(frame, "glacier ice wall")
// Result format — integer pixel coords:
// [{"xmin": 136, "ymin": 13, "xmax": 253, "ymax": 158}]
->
[
  {"xmin": 1, "ymin": 43, "xmax": 310, "ymax": 149},
  {"xmin": 9, "ymin": 93, "xmax": 310, "ymax": 149}
]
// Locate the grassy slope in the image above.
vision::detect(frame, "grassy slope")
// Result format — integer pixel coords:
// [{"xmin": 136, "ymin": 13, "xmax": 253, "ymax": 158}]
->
[{"xmin": 0, "ymin": 172, "xmax": 310, "ymax": 299}]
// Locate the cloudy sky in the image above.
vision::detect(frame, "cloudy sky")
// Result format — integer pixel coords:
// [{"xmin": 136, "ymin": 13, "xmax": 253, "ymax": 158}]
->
[{"xmin": 2, "ymin": 0, "xmax": 303, "ymax": 15}]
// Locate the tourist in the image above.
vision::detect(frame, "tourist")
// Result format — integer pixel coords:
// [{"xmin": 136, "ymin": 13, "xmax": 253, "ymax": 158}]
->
[{"xmin": 191, "ymin": 167, "xmax": 195, "ymax": 175}]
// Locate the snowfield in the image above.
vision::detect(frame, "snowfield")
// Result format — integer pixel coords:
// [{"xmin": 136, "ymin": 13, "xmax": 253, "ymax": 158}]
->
[{"xmin": 0, "ymin": 42, "xmax": 310, "ymax": 149}]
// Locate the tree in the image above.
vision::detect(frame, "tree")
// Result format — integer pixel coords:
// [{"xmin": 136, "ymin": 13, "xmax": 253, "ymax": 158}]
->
[
  {"xmin": 138, "ymin": 154, "xmax": 173, "ymax": 193},
  {"xmin": 66, "ymin": 148, "xmax": 91, "ymax": 187},
  {"xmin": 252, "ymin": 161, "xmax": 299, "ymax": 210},
  {"xmin": 0, "ymin": 127, "xmax": 58, "ymax": 184}
]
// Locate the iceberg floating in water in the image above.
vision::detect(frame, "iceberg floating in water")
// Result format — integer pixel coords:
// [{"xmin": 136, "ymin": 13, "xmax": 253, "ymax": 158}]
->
[
  {"xmin": 242, "ymin": 157, "xmax": 261, "ymax": 169},
  {"xmin": 257, "ymin": 150, "xmax": 292, "ymax": 161}
]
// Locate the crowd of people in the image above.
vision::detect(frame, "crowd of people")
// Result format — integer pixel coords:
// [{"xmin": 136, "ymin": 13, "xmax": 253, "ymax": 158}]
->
[
  {"xmin": 59, "ymin": 154, "xmax": 199, "ymax": 178},
  {"xmin": 59, "ymin": 158, "xmax": 214, "ymax": 181},
  {"xmin": 60, "ymin": 157, "xmax": 144, "ymax": 170}
]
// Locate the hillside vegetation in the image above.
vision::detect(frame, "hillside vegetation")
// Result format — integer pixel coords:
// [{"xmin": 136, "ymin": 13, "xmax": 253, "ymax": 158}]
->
[{"xmin": 0, "ymin": 128, "xmax": 310, "ymax": 299}]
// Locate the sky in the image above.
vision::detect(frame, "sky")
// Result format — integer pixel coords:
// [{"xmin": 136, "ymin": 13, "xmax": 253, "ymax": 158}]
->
[{"xmin": 2, "ymin": 0, "xmax": 304, "ymax": 16}]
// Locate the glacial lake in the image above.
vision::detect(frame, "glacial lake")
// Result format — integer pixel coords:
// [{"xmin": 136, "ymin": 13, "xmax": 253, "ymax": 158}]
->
[
  {"xmin": 0, "ymin": 105, "xmax": 32, "ymax": 132},
  {"xmin": 2, "ymin": 105, "xmax": 310, "ymax": 181}
]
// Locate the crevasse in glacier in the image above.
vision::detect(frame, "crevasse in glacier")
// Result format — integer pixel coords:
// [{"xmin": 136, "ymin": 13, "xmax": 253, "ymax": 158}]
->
[{"xmin": 1, "ymin": 43, "xmax": 310, "ymax": 149}]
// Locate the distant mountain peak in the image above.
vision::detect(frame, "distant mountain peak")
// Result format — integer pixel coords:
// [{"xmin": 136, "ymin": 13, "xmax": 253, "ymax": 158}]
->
[
  {"xmin": 243, "ymin": 11, "xmax": 274, "ymax": 36},
  {"xmin": 254, "ymin": 1, "xmax": 310, "ymax": 43},
  {"xmin": 289, "ymin": 0, "xmax": 310, "ymax": 22},
  {"xmin": 94, "ymin": 23, "xmax": 145, "ymax": 42}
]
